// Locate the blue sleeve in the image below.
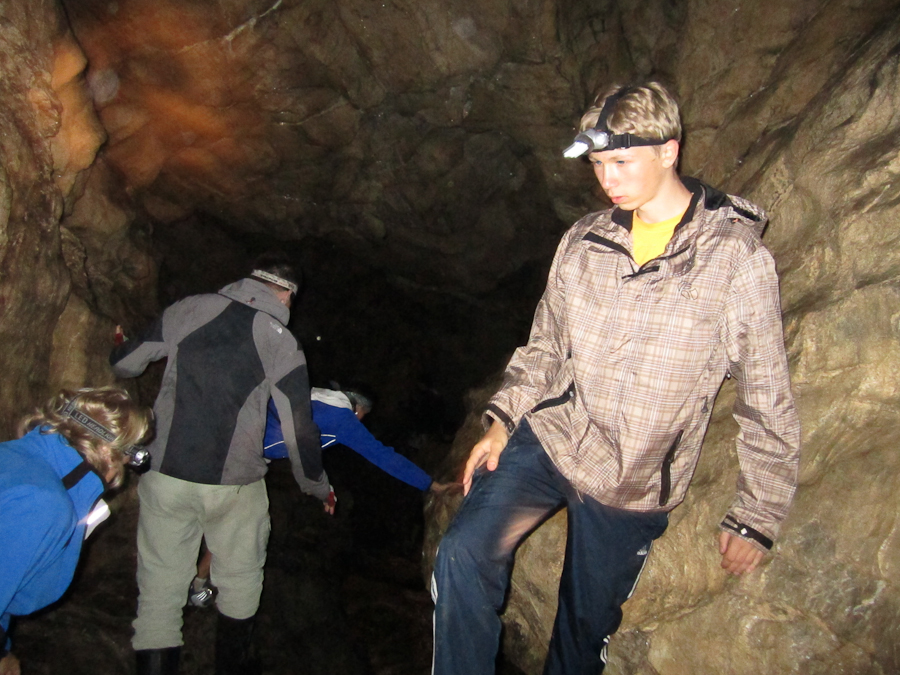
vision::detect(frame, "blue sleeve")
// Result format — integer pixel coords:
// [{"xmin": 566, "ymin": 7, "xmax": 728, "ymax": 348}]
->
[
  {"xmin": 263, "ymin": 400, "xmax": 288, "ymax": 459},
  {"xmin": 316, "ymin": 406, "xmax": 433, "ymax": 491},
  {"xmin": 0, "ymin": 484, "xmax": 72, "ymax": 648}
]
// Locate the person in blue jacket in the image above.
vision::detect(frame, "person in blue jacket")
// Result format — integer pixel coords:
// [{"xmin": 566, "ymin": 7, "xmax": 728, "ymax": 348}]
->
[
  {"xmin": 188, "ymin": 384, "xmax": 451, "ymax": 607},
  {"xmin": 0, "ymin": 387, "xmax": 153, "ymax": 675},
  {"xmin": 264, "ymin": 386, "xmax": 440, "ymax": 492}
]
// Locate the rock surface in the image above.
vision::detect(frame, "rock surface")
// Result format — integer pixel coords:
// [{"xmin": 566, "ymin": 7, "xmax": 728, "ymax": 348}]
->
[
  {"xmin": 1, "ymin": 0, "xmax": 900, "ymax": 673},
  {"xmin": 0, "ymin": 0, "xmax": 153, "ymax": 436}
]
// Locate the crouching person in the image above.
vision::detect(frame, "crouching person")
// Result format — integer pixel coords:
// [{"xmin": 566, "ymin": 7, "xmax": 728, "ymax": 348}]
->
[{"xmin": 0, "ymin": 387, "xmax": 153, "ymax": 675}]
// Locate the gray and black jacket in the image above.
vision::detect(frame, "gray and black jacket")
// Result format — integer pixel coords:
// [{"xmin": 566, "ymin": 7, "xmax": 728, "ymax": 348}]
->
[{"xmin": 110, "ymin": 278, "xmax": 329, "ymax": 501}]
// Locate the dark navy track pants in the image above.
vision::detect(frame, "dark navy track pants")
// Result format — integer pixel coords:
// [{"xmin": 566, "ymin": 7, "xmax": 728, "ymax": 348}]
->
[{"xmin": 431, "ymin": 420, "xmax": 668, "ymax": 675}]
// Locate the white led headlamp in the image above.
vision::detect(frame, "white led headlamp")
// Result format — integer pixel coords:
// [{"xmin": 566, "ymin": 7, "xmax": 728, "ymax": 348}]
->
[
  {"xmin": 563, "ymin": 87, "xmax": 670, "ymax": 158},
  {"xmin": 251, "ymin": 269, "xmax": 298, "ymax": 295}
]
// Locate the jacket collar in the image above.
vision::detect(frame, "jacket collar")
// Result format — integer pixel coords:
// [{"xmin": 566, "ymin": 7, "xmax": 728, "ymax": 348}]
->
[
  {"xmin": 589, "ymin": 176, "xmax": 767, "ymax": 255},
  {"xmin": 608, "ymin": 176, "xmax": 705, "ymax": 233},
  {"xmin": 218, "ymin": 278, "xmax": 290, "ymax": 325},
  {"xmin": 311, "ymin": 388, "xmax": 353, "ymax": 410}
]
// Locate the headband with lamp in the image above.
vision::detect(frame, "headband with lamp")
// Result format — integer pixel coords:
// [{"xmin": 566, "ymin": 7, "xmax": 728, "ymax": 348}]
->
[
  {"xmin": 251, "ymin": 269, "xmax": 298, "ymax": 295},
  {"xmin": 563, "ymin": 88, "xmax": 670, "ymax": 159},
  {"xmin": 61, "ymin": 399, "xmax": 150, "ymax": 469}
]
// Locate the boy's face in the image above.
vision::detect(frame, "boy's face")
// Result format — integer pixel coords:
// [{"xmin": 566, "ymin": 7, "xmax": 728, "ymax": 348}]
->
[{"xmin": 589, "ymin": 140, "xmax": 679, "ymax": 213}]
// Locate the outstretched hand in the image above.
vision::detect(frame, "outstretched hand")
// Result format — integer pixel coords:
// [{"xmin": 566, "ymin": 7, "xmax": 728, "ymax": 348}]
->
[
  {"xmin": 719, "ymin": 531, "xmax": 765, "ymax": 575},
  {"xmin": 462, "ymin": 420, "xmax": 509, "ymax": 495},
  {"xmin": 323, "ymin": 487, "xmax": 336, "ymax": 515},
  {"xmin": 429, "ymin": 481, "xmax": 461, "ymax": 495}
]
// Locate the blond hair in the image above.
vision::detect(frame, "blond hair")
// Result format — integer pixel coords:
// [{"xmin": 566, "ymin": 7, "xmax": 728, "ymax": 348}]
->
[
  {"xmin": 18, "ymin": 387, "xmax": 154, "ymax": 489},
  {"xmin": 579, "ymin": 82, "xmax": 682, "ymax": 143}
]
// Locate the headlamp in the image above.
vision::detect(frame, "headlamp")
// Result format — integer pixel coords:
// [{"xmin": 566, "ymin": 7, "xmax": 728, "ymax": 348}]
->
[
  {"xmin": 251, "ymin": 269, "xmax": 298, "ymax": 295},
  {"xmin": 61, "ymin": 399, "xmax": 150, "ymax": 469},
  {"xmin": 124, "ymin": 446, "xmax": 151, "ymax": 468},
  {"xmin": 563, "ymin": 86, "xmax": 669, "ymax": 158}
]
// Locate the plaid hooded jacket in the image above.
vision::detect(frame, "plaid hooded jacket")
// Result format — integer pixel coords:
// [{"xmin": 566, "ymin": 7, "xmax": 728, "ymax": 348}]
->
[{"xmin": 486, "ymin": 177, "xmax": 800, "ymax": 550}]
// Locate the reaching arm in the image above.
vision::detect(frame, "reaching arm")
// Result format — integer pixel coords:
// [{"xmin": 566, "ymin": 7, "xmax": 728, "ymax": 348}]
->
[
  {"xmin": 317, "ymin": 405, "xmax": 433, "ymax": 491},
  {"xmin": 109, "ymin": 316, "xmax": 168, "ymax": 378},
  {"xmin": 0, "ymin": 485, "xmax": 73, "ymax": 650}
]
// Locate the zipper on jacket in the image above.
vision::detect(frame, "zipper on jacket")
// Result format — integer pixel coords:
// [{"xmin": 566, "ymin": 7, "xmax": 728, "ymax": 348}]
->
[
  {"xmin": 622, "ymin": 264, "xmax": 659, "ymax": 279},
  {"xmin": 531, "ymin": 382, "xmax": 576, "ymax": 414},
  {"xmin": 658, "ymin": 430, "xmax": 684, "ymax": 507},
  {"xmin": 622, "ymin": 244, "xmax": 692, "ymax": 280}
]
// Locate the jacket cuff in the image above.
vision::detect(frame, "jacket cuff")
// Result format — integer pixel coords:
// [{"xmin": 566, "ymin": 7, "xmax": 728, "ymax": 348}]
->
[
  {"xmin": 720, "ymin": 514, "xmax": 774, "ymax": 551},
  {"xmin": 484, "ymin": 404, "xmax": 515, "ymax": 434}
]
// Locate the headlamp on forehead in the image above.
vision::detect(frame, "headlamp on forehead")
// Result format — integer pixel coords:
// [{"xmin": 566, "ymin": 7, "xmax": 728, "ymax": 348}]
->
[
  {"xmin": 251, "ymin": 269, "xmax": 298, "ymax": 295},
  {"xmin": 61, "ymin": 400, "xmax": 150, "ymax": 469},
  {"xmin": 563, "ymin": 87, "xmax": 669, "ymax": 159}
]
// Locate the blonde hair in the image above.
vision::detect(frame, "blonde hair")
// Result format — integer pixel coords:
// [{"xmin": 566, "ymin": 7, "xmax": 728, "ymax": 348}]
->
[
  {"xmin": 579, "ymin": 82, "xmax": 682, "ymax": 144},
  {"xmin": 18, "ymin": 387, "xmax": 154, "ymax": 489}
]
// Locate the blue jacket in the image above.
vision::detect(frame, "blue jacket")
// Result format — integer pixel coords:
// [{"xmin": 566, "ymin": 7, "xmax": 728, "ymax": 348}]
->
[
  {"xmin": 0, "ymin": 429, "xmax": 105, "ymax": 651},
  {"xmin": 264, "ymin": 392, "xmax": 433, "ymax": 492}
]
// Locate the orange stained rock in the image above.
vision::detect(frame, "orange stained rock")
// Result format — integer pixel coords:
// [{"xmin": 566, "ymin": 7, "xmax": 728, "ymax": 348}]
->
[{"xmin": 48, "ymin": 32, "xmax": 106, "ymax": 198}]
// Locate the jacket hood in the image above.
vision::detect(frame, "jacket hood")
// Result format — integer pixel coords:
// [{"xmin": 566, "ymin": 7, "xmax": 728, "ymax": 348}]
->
[
  {"xmin": 311, "ymin": 388, "xmax": 353, "ymax": 410},
  {"xmin": 683, "ymin": 176, "xmax": 768, "ymax": 236},
  {"xmin": 218, "ymin": 278, "xmax": 290, "ymax": 325}
]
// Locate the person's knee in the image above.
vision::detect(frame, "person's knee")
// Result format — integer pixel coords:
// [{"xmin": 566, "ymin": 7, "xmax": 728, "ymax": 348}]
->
[
  {"xmin": 435, "ymin": 521, "xmax": 490, "ymax": 584},
  {"xmin": 435, "ymin": 523, "xmax": 465, "ymax": 564}
]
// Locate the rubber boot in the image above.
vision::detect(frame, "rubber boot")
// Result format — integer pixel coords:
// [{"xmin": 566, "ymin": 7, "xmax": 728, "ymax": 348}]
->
[
  {"xmin": 215, "ymin": 612, "xmax": 258, "ymax": 675},
  {"xmin": 135, "ymin": 647, "xmax": 180, "ymax": 675}
]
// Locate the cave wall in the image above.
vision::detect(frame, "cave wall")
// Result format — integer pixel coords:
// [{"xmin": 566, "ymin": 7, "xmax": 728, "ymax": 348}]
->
[{"xmin": 0, "ymin": 0, "xmax": 156, "ymax": 435}]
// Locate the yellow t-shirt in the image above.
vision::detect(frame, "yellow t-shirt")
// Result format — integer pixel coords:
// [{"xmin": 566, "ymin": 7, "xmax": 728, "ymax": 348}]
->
[{"xmin": 631, "ymin": 212, "xmax": 684, "ymax": 266}]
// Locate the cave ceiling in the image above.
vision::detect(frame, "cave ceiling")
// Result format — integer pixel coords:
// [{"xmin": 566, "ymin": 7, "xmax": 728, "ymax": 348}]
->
[{"xmin": 61, "ymin": 0, "xmax": 632, "ymax": 296}]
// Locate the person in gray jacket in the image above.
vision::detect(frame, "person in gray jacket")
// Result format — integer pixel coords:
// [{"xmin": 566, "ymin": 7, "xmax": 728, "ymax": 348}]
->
[{"xmin": 110, "ymin": 253, "xmax": 332, "ymax": 675}]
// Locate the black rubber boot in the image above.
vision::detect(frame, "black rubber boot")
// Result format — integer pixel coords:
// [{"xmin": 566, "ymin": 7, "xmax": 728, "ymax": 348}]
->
[
  {"xmin": 215, "ymin": 612, "xmax": 259, "ymax": 675},
  {"xmin": 135, "ymin": 647, "xmax": 180, "ymax": 675}
]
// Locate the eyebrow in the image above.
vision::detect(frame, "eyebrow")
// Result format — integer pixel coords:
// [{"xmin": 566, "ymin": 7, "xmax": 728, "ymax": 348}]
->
[{"xmin": 590, "ymin": 152, "xmax": 630, "ymax": 162}]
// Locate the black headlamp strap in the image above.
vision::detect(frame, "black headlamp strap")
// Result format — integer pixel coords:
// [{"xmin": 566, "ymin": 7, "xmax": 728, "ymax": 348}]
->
[
  {"xmin": 594, "ymin": 87, "xmax": 666, "ymax": 151},
  {"xmin": 61, "ymin": 460, "xmax": 93, "ymax": 490},
  {"xmin": 596, "ymin": 87, "xmax": 632, "ymax": 133}
]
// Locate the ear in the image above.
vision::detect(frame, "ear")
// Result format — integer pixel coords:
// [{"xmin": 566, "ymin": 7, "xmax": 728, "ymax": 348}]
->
[
  {"xmin": 275, "ymin": 289, "xmax": 292, "ymax": 307},
  {"xmin": 660, "ymin": 139, "xmax": 680, "ymax": 169}
]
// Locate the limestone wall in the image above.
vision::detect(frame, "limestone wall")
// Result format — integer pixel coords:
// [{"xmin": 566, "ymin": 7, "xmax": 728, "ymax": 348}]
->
[{"xmin": 0, "ymin": 1, "xmax": 156, "ymax": 434}]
